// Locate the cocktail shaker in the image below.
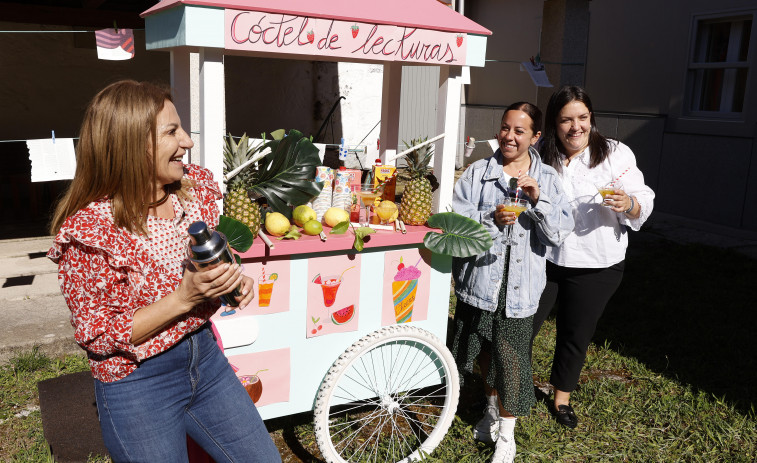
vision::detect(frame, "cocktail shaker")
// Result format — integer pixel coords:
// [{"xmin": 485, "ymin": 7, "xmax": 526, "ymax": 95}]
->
[{"xmin": 187, "ymin": 221, "xmax": 243, "ymax": 307}]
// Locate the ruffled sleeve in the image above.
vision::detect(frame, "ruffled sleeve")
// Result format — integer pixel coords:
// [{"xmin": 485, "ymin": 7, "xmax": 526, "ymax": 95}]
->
[
  {"xmin": 182, "ymin": 163, "xmax": 222, "ymax": 228},
  {"xmin": 48, "ymin": 207, "xmax": 143, "ymax": 360}
]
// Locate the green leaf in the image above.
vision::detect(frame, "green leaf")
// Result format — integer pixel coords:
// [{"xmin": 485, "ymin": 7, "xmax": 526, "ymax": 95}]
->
[
  {"xmin": 278, "ymin": 225, "xmax": 302, "ymax": 240},
  {"xmin": 352, "ymin": 226, "xmax": 375, "ymax": 252},
  {"xmin": 233, "ymin": 254, "xmax": 241, "ymax": 265},
  {"xmin": 423, "ymin": 212, "xmax": 493, "ymax": 257},
  {"xmin": 250, "ymin": 129, "xmax": 324, "ymax": 215},
  {"xmin": 330, "ymin": 221, "xmax": 349, "ymax": 234},
  {"xmin": 217, "ymin": 215, "xmax": 254, "ymax": 252}
]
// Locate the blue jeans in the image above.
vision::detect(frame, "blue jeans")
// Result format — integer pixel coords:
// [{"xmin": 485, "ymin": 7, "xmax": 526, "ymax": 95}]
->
[{"xmin": 94, "ymin": 324, "xmax": 281, "ymax": 463}]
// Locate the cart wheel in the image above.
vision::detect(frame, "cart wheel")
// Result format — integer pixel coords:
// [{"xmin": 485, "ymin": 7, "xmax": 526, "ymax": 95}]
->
[{"xmin": 313, "ymin": 325, "xmax": 459, "ymax": 463}]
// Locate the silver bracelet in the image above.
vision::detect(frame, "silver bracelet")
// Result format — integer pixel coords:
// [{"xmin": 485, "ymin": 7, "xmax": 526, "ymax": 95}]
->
[{"xmin": 624, "ymin": 197, "xmax": 635, "ymax": 214}]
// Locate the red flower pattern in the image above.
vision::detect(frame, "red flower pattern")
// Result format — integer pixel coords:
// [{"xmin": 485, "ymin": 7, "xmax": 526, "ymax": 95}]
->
[{"xmin": 48, "ymin": 164, "xmax": 224, "ymax": 382}]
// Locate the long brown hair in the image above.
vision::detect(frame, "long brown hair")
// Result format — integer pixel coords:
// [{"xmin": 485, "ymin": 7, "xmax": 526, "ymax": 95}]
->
[
  {"xmin": 50, "ymin": 80, "xmax": 181, "ymax": 235},
  {"xmin": 541, "ymin": 86, "xmax": 611, "ymax": 172}
]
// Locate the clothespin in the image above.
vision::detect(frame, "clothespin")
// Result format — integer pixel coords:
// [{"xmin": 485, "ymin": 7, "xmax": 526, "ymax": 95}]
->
[
  {"xmin": 51, "ymin": 130, "xmax": 55, "ymax": 144},
  {"xmin": 377, "ymin": 138, "xmax": 380, "ymax": 151},
  {"xmin": 339, "ymin": 137, "xmax": 348, "ymax": 160},
  {"xmin": 113, "ymin": 20, "xmax": 118, "ymax": 33}
]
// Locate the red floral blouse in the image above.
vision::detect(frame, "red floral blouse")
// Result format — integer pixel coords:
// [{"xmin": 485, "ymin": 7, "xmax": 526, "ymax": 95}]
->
[{"xmin": 48, "ymin": 164, "xmax": 223, "ymax": 382}]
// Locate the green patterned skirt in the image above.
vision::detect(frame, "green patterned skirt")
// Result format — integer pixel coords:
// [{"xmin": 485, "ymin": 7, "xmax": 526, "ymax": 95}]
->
[{"xmin": 451, "ymin": 250, "xmax": 536, "ymax": 417}]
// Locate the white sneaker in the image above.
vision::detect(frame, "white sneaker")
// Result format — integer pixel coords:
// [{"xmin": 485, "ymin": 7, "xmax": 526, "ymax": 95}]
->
[
  {"xmin": 473, "ymin": 405, "xmax": 499, "ymax": 443},
  {"xmin": 490, "ymin": 417, "xmax": 516, "ymax": 463}
]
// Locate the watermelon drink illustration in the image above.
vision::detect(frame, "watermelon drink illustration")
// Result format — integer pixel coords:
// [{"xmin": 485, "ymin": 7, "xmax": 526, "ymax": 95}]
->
[
  {"xmin": 313, "ymin": 274, "xmax": 340, "ymax": 307},
  {"xmin": 258, "ymin": 268, "xmax": 277, "ymax": 307},
  {"xmin": 392, "ymin": 258, "xmax": 421, "ymax": 323}
]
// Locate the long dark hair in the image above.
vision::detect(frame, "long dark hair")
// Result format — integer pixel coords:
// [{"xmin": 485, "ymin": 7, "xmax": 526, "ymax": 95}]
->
[
  {"xmin": 541, "ymin": 86, "xmax": 610, "ymax": 171},
  {"xmin": 504, "ymin": 101, "xmax": 542, "ymax": 134}
]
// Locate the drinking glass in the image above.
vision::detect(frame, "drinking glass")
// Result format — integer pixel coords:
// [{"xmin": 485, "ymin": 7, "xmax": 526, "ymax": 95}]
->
[
  {"xmin": 374, "ymin": 201, "xmax": 397, "ymax": 225},
  {"xmin": 595, "ymin": 180, "xmax": 623, "ymax": 207},
  {"xmin": 501, "ymin": 197, "xmax": 529, "ymax": 246},
  {"xmin": 356, "ymin": 183, "xmax": 384, "ymax": 226}
]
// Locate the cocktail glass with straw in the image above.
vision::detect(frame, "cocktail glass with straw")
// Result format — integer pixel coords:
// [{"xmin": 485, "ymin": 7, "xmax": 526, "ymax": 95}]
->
[
  {"xmin": 595, "ymin": 180, "xmax": 623, "ymax": 207},
  {"xmin": 501, "ymin": 197, "xmax": 529, "ymax": 246},
  {"xmin": 356, "ymin": 183, "xmax": 384, "ymax": 226}
]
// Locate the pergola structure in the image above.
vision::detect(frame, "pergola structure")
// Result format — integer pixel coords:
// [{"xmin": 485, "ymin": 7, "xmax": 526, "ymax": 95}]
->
[{"xmin": 141, "ymin": 0, "xmax": 490, "ymax": 212}]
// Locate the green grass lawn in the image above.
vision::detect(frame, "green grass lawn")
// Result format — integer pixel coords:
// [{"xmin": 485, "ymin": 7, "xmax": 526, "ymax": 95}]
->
[{"xmin": 1, "ymin": 234, "xmax": 755, "ymax": 462}]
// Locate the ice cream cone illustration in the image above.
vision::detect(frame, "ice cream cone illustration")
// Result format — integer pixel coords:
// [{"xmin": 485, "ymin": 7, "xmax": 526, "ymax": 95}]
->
[
  {"xmin": 258, "ymin": 268, "xmax": 278, "ymax": 307},
  {"xmin": 392, "ymin": 257, "xmax": 421, "ymax": 323}
]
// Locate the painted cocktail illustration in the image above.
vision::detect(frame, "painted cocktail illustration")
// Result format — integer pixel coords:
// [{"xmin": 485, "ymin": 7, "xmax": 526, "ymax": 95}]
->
[
  {"xmin": 239, "ymin": 368, "xmax": 268, "ymax": 404},
  {"xmin": 392, "ymin": 258, "xmax": 422, "ymax": 323},
  {"xmin": 258, "ymin": 268, "xmax": 278, "ymax": 307},
  {"xmin": 312, "ymin": 266, "xmax": 355, "ymax": 308},
  {"xmin": 313, "ymin": 274, "xmax": 341, "ymax": 307}
]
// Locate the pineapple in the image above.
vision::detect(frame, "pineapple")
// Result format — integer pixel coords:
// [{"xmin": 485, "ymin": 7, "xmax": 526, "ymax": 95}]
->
[
  {"xmin": 223, "ymin": 133, "xmax": 262, "ymax": 236},
  {"xmin": 399, "ymin": 137, "xmax": 434, "ymax": 226}
]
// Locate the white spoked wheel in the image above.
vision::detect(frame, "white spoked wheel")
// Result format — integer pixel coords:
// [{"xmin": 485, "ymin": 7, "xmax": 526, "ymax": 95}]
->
[{"xmin": 313, "ymin": 325, "xmax": 459, "ymax": 463}]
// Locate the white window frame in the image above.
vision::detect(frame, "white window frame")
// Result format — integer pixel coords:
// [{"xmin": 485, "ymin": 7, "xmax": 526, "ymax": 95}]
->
[{"xmin": 685, "ymin": 12, "xmax": 754, "ymax": 119}]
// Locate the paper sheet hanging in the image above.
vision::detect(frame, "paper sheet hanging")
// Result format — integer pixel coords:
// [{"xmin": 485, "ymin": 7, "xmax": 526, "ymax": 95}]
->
[
  {"xmin": 27, "ymin": 138, "xmax": 76, "ymax": 182},
  {"xmin": 95, "ymin": 28, "xmax": 135, "ymax": 60},
  {"xmin": 521, "ymin": 61, "xmax": 553, "ymax": 87}
]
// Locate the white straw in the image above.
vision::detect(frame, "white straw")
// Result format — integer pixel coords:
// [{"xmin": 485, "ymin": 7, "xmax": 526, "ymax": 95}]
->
[
  {"xmin": 386, "ymin": 133, "xmax": 446, "ymax": 163},
  {"xmin": 258, "ymin": 230, "xmax": 274, "ymax": 249}
]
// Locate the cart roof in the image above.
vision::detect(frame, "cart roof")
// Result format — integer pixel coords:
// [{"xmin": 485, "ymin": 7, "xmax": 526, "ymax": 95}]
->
[{"xmin": 141, "ymin": 0, "xmax": 491, "ymax": 36}]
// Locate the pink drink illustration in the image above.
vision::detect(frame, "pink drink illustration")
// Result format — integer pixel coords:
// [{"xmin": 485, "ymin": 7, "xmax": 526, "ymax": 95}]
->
[
  {"xmin": 313, "ymin": 274, "xmax": 340, "ymax": 307},
  {"xmin": 392, "ymin": 258, "xmax": 422, "ymax": 323}
]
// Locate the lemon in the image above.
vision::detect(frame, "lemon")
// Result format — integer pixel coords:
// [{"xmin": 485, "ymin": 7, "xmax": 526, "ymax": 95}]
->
[
  {"xmin": 292, "ymin": 205, "xmax": 317, "ymax": 227},
  {"xmin": 323, "ymin": 207, "xmax": 350, "ymax": 227},
  {"xmin": 302, "ymin": 219, "xmax": 323, "ymax": 236},
  {"xmin": 265, "ymin": 212, "xmax": 291, "ymax": 236},
  {"xmin": 376, "ymin": 200, "xmax": 399, "ymax": 222}
]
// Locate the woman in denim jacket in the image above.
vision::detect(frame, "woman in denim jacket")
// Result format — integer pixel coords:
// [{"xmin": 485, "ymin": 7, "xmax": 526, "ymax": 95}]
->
[{"xmin": 451, "ymin": 102, "xmax": 573, "ymax": 463}]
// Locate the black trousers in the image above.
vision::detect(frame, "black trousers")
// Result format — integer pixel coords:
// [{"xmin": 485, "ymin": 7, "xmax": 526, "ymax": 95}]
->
[{"xmin": 532, "ymin": 260, "xmax": 624, "ymax": 392}]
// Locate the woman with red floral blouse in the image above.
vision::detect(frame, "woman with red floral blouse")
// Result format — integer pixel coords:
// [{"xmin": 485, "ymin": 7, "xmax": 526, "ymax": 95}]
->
[{"xmin": 48, "ymin": 80, "xmax": 280, "ymax": 462}]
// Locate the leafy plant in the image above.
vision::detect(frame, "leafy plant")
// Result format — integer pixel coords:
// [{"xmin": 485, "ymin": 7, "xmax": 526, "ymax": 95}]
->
[
  {"xmin": 249, "ymin": 129, "xmax": 323, "ymax": 219},
  {"xmin": 423, "ymin": 212, "xmax": 493, "ymax": 257},
  {"xmin": 217, "ymin": 215, "xmax": 254, "ymax": 253}
]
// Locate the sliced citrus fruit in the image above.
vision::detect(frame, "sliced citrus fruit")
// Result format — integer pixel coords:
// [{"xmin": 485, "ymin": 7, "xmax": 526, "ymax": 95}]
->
[{"xmin": 270, "ymin": 273, "xmax": 278, "ymax": 281}]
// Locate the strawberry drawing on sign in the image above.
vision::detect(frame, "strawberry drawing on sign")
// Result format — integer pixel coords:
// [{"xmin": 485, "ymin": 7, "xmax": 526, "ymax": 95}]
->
[
  {"xmin": 307, "ymin": 30, "xmax": 315, "ymax": 43},
  {"xmin": 351, "ymin": 24, "xmax": 359, "ymax": 38},
  {"xmin": 456, "ymin": 34, "xmax": 464, "ymax": 47}
]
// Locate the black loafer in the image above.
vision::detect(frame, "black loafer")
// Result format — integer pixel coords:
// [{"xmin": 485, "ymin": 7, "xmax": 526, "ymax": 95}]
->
[{"xmin": 552, "ymin": 404, "xmax": 578, "ymax": 429}]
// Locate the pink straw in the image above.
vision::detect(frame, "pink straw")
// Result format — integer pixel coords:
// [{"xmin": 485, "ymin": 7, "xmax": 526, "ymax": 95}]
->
[
  {"xmin": 515, "ymin": 170, "xmax": 522, "ymax": 199},
  {"xmin": 612, "ymin": 167, "xmax": 631, "ymax": 185}
]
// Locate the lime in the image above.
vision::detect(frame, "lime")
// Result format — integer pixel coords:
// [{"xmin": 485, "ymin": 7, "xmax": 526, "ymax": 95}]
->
[
  {"xmin": 293, "ymin": 205, "xmax": 317, "ymax": 227},
  {"xmin": 303, "ymin": 219, "xmax": 323, "ymax": 236}
]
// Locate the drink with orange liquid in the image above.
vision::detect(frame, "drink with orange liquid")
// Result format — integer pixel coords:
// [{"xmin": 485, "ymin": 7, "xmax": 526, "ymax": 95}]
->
[
  {"xmin": 596, "ymin": 180, "xmax": 622, "ymax": 206},
  {"xmin": 502, "ymin": 204, "xmax": 528, "ymax": 217},
  {"xmin": 257, "ymin": 272, "xmax": 278, "ymax": 307},
  {"xmin": 501, "ymin": 197, "xmax": 529, "ymax": 246}
]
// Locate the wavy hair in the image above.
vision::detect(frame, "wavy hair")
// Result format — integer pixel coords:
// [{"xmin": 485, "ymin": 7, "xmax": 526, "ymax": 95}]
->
[
  {"xmin": 540, "ymin": 86, "xmax": 610, "ymax": 171},
  {"xmin": 50, "ymin": 80, "xmax": 185, "ymax": 235}
]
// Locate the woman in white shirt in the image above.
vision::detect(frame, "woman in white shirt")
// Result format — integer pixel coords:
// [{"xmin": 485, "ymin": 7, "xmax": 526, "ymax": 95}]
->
[{"xmin": 531, "ymin": 86, "xmax": 654, "ymax": 429}]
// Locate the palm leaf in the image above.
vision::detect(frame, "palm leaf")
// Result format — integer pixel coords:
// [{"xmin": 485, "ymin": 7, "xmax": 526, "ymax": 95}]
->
[
  {"xmin": 423, "ymin": 212, "xmax": 493, "ymax": 258},
  {"xmin": 249, "ymin": 129, "xmax": 323, "ymax": 218},
  {"xmin": 217, "ymin": 215, "xmax": 254, "ymax": 253}
]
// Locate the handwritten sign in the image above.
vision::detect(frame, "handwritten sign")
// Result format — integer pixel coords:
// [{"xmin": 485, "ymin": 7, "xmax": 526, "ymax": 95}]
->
[{"xmin": 226, "ymin": 10, "xmax": 467, "ymax": 65}]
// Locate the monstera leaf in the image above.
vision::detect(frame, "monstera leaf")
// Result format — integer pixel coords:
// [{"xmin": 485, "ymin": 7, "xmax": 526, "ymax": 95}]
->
[
  {"xmin": 249, "ymin": 129, "xmax": 323, "ymax": 218},
  {"xmin": 217, "ymin": 215, "xmax": 254, "ymax": 253},
  {"xmin": 423, "ymin": 212, "xmax": 493, "ymax": 258}
]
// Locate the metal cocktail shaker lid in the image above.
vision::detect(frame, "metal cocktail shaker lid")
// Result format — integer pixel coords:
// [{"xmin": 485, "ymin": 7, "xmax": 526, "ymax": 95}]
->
[{"xmin": 187, "ymin": 221, "xmax": 227, "ymax": 264}]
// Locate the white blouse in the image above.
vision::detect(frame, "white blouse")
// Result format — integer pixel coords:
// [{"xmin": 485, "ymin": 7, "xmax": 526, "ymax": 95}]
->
[{"xmin": 546, "ymin": 141, "xmax": 654, "ymax": 268}]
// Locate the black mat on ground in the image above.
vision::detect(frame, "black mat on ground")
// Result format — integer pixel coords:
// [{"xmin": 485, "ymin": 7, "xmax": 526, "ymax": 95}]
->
[{"xmin": 37, "ymin": 371, "xmax": 109, "ymax": 462}]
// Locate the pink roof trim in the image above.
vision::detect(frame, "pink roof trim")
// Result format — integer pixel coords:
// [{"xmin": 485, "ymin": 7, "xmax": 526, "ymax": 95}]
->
[{"xmin": 141, "ymin": 0, "xmax": 491, "ymax": 35}]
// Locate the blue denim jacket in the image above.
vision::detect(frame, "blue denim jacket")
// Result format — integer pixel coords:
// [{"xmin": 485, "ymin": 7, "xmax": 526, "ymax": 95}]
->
[{"xmin": 451, "ymin": 148, "xmax": 574, "ymax": 317}]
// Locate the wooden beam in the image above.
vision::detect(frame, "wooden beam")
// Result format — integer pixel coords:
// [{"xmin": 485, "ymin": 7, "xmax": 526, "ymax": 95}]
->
[{"xmin": 0, "ymin": 3, "xmax": 145, "ymax": 29}]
